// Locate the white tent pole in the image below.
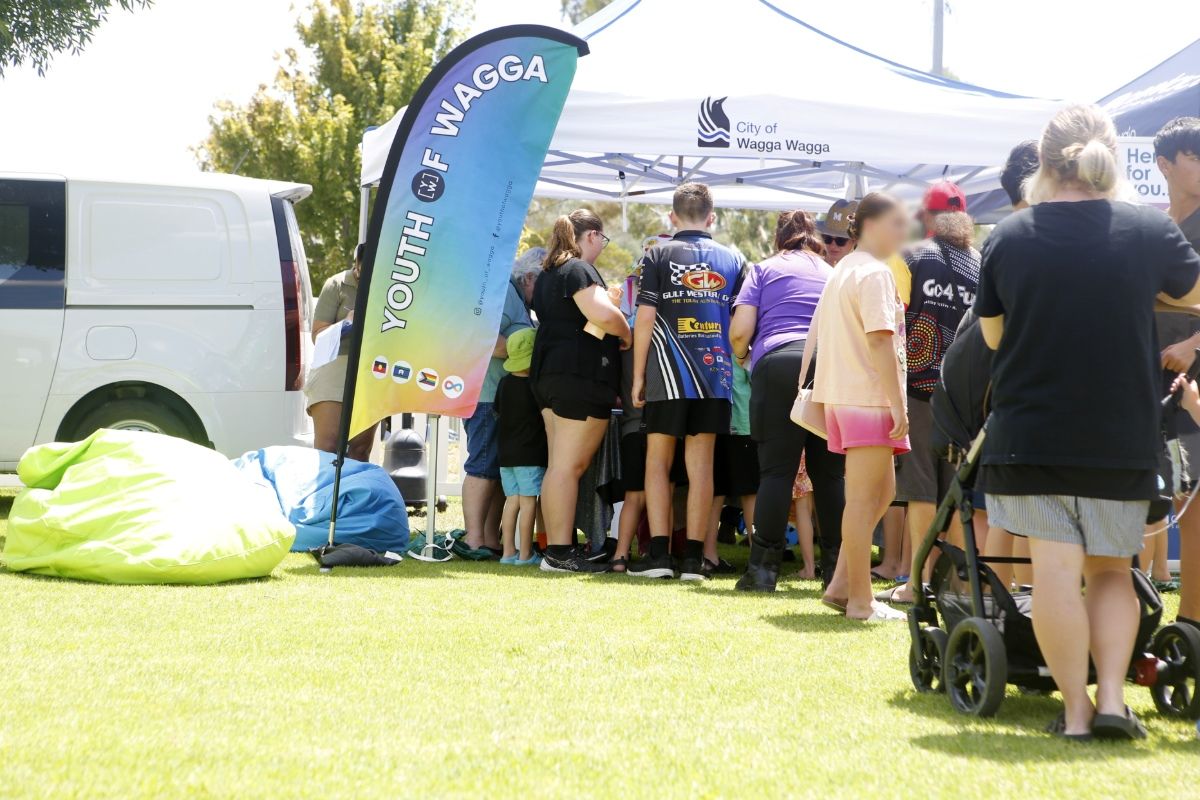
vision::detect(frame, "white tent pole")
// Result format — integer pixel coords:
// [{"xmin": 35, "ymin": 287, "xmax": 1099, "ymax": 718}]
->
[
  {"xmin": 538, "ymin": 176, "xmax": 625, "ymax": 198},
  {"xmin": 680, "ymin": 157, "xmax": 711, "ymax": 184},
  {"xmin": 932, "ymin": 0, "xmax": 946, "ymax": 76},
  {"xmin": 622, "ymin": 155, "xmax": 666, "ymax": 194},
  {"xmin": 620, "ymin": 171, "xmax": 628, "ymax": 232},
  {"xmin": 358, "ymin": 187, "xmax": 370, "ymax": 244}
]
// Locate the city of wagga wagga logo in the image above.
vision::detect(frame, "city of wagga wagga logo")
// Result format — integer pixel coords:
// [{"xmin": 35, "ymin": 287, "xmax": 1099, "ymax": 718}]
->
[
  {"xmin": 430, "ymin": 55, "xmax": 549, "ymax": 137},
  {"xmin": 698, "ymin": 96, "xmax": 832, "ymax": 156}
]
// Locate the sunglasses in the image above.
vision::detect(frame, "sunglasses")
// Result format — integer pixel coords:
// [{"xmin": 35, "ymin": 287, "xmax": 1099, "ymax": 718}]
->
[{"xmin": 822, "ymin": 234, "xmax": 850, "ymax": 247}]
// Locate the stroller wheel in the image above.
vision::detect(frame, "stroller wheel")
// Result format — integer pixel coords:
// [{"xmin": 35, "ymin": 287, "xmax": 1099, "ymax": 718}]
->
[
  {"xmin": 909, "ymin": 627, "xmax": 948, "ymax": 694},
  {"xmin": 943, "ymin": 617, "xmax": 1007, "ymax": 717},
  {"xmin": 1150, "ymin": 623, "xmax": 1200, "ymax": 719}
]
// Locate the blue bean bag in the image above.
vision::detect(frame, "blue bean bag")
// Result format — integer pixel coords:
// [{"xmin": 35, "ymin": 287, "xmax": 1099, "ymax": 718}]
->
[{"xmin": 233, "ymin": 447, "xmax": 409, "ymax": 552}]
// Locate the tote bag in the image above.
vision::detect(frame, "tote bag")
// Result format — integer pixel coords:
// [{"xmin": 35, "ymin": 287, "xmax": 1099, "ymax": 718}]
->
[{"xmin": 788, "ymin": 303, "xmax": 827, "ymax": 439}]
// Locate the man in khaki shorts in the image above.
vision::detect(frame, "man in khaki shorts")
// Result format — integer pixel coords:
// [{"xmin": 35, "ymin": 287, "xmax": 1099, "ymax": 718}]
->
[{"xmin": 306, "ymin": 244, "xmax": 377, "ymax": 461}]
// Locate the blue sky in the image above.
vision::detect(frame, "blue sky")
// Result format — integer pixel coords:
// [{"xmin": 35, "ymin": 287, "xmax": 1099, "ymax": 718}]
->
[{"xmin": 1, "ymin": 0, "xmax": 1196, "ymax": 175}]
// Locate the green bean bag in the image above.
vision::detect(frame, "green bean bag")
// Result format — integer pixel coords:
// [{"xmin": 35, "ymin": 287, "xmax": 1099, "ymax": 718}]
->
[{"xmin": 2, "ymin": 429, "xmax": 295, "ymax": 584}]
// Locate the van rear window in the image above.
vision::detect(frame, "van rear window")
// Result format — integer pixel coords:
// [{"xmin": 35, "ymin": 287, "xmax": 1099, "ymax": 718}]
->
[
  {"xmin": 88, "ymin": 199, "xmax": 225, "ymax": 281},
  {"xmin": 0, "ymin": 179, "xmax": 65, "ymax": 309}
]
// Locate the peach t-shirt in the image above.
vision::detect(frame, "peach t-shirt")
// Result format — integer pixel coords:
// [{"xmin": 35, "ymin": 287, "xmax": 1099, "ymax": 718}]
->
[{"xmin": 812, "ymin": 251, "xmax": 907, "ymax": 408}]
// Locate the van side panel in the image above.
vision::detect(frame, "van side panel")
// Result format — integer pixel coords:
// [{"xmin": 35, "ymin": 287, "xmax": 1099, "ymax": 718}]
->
[
  {"xmin": 67, "ymin": 181, "xmax": 257, "ymax": 305},
  {"xmin": 30, "ymin": 178, "xmax": 313, "ymax": 460},
  {"xmin": 40, "ymin": 308, "xmax": 309, "ymax": 455}
]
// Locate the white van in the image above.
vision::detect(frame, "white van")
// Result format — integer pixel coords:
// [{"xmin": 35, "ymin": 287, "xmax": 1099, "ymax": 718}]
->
[{"xmin": 0, "ymin": 171, "xmax": 316, "ymax": 469}]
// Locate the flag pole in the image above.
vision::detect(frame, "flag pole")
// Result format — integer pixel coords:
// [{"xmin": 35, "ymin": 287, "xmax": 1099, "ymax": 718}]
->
[
  {"xmin": 423, "ymin": 414, "xmax": 440, "ymax": 559},
  {"xmin": 320, "ymin": 337, "xmax": 366, "ymax": 570}
]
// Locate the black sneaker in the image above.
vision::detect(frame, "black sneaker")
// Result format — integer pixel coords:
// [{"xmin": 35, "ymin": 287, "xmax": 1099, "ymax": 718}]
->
[
  {"xmin": 585, "ymin": 538, "xmax": 618, "ymax": 563},
  {"xmin": 701, "ymin": 557, "xmax": 737, "ymax": 577},
  {"xmin": 679, "ymin": 556, "xmax": 706, "ymax": 581},
  {"xmin": 627, "ymin": 553, "xmax": 674, "ymax": 579},
  {"xmin": 540, "ymin": 551, "xmax": 610, "ymax": 574}
]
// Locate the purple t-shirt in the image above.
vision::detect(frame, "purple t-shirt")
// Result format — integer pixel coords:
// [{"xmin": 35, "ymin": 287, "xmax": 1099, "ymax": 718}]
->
[{"xmin": 733, "ymin": 250, "xmax": 831, "ymax": 370}]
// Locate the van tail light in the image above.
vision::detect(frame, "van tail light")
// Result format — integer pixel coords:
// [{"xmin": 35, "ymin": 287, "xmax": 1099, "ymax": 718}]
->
[{"xmin": 281, "ymin": 259, "xmax": 304, "ymax": 390}]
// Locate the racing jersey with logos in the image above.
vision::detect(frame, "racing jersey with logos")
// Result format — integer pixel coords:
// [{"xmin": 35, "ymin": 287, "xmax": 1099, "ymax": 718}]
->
[
  {"xmin": 638, "ymin": 231, "xmax": 746, "ymax": 401},
  {"xmin": 902, "ymin": 237, "xmax": 980, "ymax": 399}
]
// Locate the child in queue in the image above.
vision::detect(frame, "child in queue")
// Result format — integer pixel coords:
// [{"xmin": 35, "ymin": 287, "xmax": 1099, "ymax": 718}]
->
[
  {"xmin": 496, "ymin": 328, "xmax": 546, "ymax": 566},
  {"xmin": 809, "ymin": 192, "xmax": 911, "ymax": 622},
  {"xmin": 792, "ymin": 455, "xmax": 816, "ymax": 580}
]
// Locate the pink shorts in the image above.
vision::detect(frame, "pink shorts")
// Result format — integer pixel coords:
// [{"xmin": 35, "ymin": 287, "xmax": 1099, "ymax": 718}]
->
[{"xmin": 824, "ymin": 404, "xmax": 911, "ymax": 455}]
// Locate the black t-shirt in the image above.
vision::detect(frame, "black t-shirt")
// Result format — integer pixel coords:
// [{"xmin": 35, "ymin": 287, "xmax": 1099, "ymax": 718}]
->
[
  {"xmin": 1156, "ymin": 207, "xmax": 1200, "ymax": 438},
  {"xmin": 530, "ymin": 257, "xmax": 620, "ymax": 393},
  {"xmin": 495, "ymin": 374, "xmax": 548, "ymax": 469},
  {"xmin": 636, "ymin": 231, "xmax": 746, "ymax": 401},
  {"xmin": 975, "ymin": 200, "xmax": 1200, "ymax": 499},
  {"xmin": 903, "ymin": 237, "xmax": 980, "ymax": 399}
]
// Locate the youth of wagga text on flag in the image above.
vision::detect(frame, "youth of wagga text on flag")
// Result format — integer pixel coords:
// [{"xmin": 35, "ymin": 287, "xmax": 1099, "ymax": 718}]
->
[{"xmin": 347, "ymin": 27, "xmax": 587, "ymax": 436}]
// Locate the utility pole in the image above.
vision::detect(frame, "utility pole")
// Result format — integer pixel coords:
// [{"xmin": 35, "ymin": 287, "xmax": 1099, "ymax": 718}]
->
[{"xmin": 932, "ymin": 0, "xmax": 945, "ymax": 76}]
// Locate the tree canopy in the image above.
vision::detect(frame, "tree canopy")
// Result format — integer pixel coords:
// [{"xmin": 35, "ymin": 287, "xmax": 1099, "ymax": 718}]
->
[
  {"xmin": 0, "ymin": 0, "xmax": 151, "ymax": 76},
  {"xmin": 195, "ymin": 0, "xmax": 467, "ymax": 285},
  {"xmin": 560, "ymin": 0, "xmax": 611, "ymax": 24}
]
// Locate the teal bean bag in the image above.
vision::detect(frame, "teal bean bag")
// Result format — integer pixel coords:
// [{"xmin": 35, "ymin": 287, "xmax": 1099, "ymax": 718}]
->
[{"xmin": 2, "ymin": 429, "xmax": 295, "ymax": 584}]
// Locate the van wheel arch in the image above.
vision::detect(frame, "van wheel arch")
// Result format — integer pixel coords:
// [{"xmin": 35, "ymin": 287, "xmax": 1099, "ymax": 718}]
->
[{"xmin": 57, "ymin": 383, "xmax": 212, "ymax": 447}]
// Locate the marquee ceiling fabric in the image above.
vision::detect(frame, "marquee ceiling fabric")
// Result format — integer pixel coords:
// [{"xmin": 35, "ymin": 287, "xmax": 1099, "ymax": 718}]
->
[
  {"xmin": 1101, "ymin": 37, "xmax": 1200, "ymax": 136},
  {"xmin": 361, "ymin": 0, "xmax": 1064, "ymax": 210}
]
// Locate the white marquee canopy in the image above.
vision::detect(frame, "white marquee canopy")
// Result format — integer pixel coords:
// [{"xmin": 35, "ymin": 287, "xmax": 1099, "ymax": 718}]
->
[{"xmin": 361, "ymin": 0, "xmax": 1064, "ymax": 211}]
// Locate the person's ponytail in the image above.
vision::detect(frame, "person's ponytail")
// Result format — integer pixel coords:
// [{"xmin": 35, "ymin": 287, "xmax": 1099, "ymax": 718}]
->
[
  {"xmin": 1068, "ymin": 138, "xmax": 1118, "ymax": 195},
  {"xmin": 542, "ymin": 209, "xmax": 603, "ymax": 270},
  {"xmin": 846, "ymin": 214, "xmax": 862, "ymax": 242},
  {"xmin": 544, "ymin": 215, "xmax": 580, "ymax": 269}
]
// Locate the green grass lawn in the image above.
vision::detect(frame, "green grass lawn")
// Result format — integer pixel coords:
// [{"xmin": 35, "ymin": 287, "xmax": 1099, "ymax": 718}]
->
[{"xmin": 0, "ymin": 492, "xmax": 1197, "ymax": 799}]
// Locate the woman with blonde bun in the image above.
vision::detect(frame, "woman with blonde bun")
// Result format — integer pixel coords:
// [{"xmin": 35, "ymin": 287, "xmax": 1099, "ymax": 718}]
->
[{"xmin": 977, "ymin": 104, "xmax": 1200, "ymax": 740}]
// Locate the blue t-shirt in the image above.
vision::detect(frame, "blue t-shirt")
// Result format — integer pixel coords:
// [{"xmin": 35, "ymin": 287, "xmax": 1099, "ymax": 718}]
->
[
  {"xmin": 638, "ymin": 231, "xmax": 746, "ymax": 401},
  {"xmin": 481, "ymin": 280, "xmax": 532, "ymax": 403}
]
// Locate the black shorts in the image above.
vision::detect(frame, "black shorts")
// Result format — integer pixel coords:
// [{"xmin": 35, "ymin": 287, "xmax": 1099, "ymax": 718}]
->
[
  {"xmin": 643, "ymin": 399, "xmax": 730, "ymax": 438},
  {"xmin": 714, "ymin": 434, "xmax": 759, "ymax": 497},
  {"xmin": 534, "ymin": 373, "xmax": 614, "ymax": 421},
  {"xmin": 894, "ymin": 398, "xmax": 954, "ymax": 504},
  {"xmin": 620, "ymin": 432, "xmax": 687, "ymax": 492}
]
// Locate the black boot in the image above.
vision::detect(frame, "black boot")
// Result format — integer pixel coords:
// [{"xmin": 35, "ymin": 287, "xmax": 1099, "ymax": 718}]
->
[
  {"xmin": 735, "ymin": 544, "xmax": 782, "ymax": 592},
  {"xmin": 819, "ymin": 543, "xmax": 841, "ymax": 591}
]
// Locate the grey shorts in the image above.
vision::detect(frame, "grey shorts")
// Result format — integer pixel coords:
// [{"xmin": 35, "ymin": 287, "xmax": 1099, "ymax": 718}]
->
[
  {"xmin": 1175, "ymin": 430, "xmax": 1200, "ymax": 491},
  {"xmin": 895, "ymin": 399, "xmax": 953, "ymax": 504},
  {"xmin": 986, "ymin": 494, "xmax": 1149, "ymax": 558}
]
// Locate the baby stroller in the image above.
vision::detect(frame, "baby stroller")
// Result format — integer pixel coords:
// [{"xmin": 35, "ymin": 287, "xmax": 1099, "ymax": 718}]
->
[{"xmin": 906, "ymin": 342, "xmax": 1200, "ymax": 719}]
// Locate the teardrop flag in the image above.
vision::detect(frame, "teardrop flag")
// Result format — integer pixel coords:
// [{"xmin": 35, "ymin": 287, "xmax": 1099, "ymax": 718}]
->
[{"xmin": 345, "ymin": 26, "xmax": 588, "ymax": 436}]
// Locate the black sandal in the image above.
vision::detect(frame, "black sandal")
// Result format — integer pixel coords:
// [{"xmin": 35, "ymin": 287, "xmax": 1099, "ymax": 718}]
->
[
  {"xmin": 1092, "ymin": 706, "xmax": 1147, "ymax": 741},
  {"xmin": 610, "ymin": 556, "xmax": 629, "ymax": 574},
  {"xmin": 1045, "ymin": 712, "xmax": 1093, "ymax": 742}
]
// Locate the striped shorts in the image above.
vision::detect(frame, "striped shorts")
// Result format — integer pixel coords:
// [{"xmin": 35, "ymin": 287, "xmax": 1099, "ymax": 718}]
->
[{"xmin": 986, "ymin": 494, "xmax": 1148, "ymax": 558}]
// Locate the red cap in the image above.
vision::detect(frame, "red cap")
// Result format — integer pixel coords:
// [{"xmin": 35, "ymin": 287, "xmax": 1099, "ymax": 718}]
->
[{"xmin": 923, "ymin": 181, "xmax": 967, "ymax": 213}]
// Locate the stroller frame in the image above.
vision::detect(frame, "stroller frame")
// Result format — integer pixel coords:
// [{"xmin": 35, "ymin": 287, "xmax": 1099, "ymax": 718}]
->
[{"xmin": 906, "ymin": 427, "xmax": 1200, "ymax": 719}]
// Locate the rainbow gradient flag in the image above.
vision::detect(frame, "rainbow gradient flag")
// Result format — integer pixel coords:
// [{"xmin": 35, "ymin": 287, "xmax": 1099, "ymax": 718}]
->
[{"xmin": 346, "ymin": 26, "xmax": 587, "ymax": 436}]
